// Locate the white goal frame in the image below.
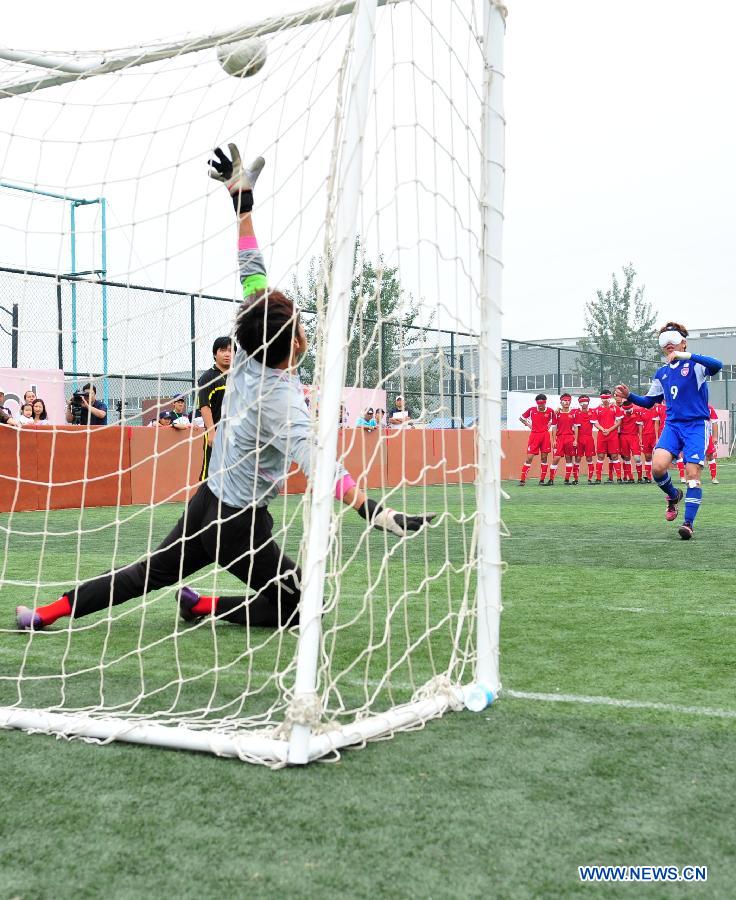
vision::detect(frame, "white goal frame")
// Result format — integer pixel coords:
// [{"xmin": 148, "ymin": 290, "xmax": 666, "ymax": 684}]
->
[{"xmin": 0, "ymin": 0, "xmax": 505, "ymax": 766}]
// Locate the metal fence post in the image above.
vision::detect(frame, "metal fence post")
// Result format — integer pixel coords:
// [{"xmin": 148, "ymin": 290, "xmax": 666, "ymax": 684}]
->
[
  {"xmin": 449, "ymin": 331, "xmax": 456, "ymax": 424},
  {"xmin": 599, "ymin": 355, "xmax": 604, "ymax": 393},
  {"xmin": 637, "ymin": 358, "xmax": 641, "ymax": 392},
  {"xmin": 11, "ymin": 302, "xmax": 18, "ymax": 367},
  {"xmin": 56, "ymin": 279, "xmax": 64, "ymax": 370},
  {"xmin": 507, "ymin": 339, "xmax": 512, "ymax": 391},
  {"xmin": 557, "ymin": 347, "xmax": 561, "ymax": 392},
  {"xmin": 190, "ymin": 295, "xmax": 197, "ymax": 390}
]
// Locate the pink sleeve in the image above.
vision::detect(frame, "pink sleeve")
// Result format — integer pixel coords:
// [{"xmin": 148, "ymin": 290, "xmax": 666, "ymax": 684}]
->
[{"xmin": 334, "ymin": 473, "xmax": 356, "ymax": 500}]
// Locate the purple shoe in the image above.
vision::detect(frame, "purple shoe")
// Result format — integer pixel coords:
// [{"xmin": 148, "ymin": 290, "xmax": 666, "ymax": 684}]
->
[
  {"xmin": 178, "ymin": 586, "xmax": 202, "ymax": 623},
  {"xmin": 16, "ymin": 605, "xmax": 43, "ymax": 631}
]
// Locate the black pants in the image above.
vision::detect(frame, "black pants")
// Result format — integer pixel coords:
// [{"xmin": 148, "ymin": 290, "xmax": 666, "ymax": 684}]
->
[
  {"xmin": 199, "ymin": 437, "xmax": 213, "ymax": 482},
  {"xmin": 66, "ymin": 483, "xmax": 301, "ymax": 627}
]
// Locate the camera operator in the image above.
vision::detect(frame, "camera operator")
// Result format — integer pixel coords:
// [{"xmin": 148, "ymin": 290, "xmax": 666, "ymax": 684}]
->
[{"xmin": 65, "ymin": 382, "xmax": 108, "ymax": 426}]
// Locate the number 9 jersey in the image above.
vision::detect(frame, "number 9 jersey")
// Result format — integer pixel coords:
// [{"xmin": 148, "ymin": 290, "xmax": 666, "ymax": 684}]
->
[{"xmin": 645, "ymin": 355, "xmax": 722, "ymax": 423}]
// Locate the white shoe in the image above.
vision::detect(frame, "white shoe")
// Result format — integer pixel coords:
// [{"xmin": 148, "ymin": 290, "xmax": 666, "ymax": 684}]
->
[{"xmin": 712, "ymin": 478, "xmax": 719, "ymax": 484}]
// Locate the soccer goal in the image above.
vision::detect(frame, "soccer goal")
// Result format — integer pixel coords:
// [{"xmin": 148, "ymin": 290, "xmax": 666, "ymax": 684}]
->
[{"xmin": 0, "ymin": 0, "xmax": 505, "ymax": 766}]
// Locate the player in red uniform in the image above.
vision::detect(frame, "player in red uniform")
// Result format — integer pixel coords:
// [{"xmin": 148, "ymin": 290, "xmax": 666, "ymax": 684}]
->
[
  {"xmin": 545, "ymin": 393, "xmax": 576, "ymax": 484},
  {"xmin": 572, "ymin": 394, "xmax": 596, "ymax": 484},
  {"xmin": 638, "ymin": 404, "xmax": 660, "ymax": 481},
  {"xmin": 518, "ymin": 394, "xmax": 556, "ymax": 485},
  {"xmin": 618, "ymin": 400, "xmax": 644, "ymax": 482},
  {"xmin": 591, "ymin": 390, "xmax": 623, "ymax": 483},
  {"xmin": 706, "ymin": 404, "xmax": 719, "ymax": 483}
]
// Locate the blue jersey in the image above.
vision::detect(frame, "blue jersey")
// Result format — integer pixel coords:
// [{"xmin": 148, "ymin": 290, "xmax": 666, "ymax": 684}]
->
[{"xmin": 628, "ymin": 354, "xmax": 722, "ymax": 423}]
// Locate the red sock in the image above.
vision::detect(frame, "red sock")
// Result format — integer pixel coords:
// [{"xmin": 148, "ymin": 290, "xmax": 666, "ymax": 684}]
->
[
  {"xmin": 192, "ymin": 595, "xmax": 217, "ymax": 616},
  {"xmin": 608, "ymin": 463, "xmax": 614, "ymax": 480},
  {"xmin": 677, "ymin": 461, "xmax": 685, "ymax": 477},
  {"xmin": 587, "ymin": 462, "xmax": 595, "ymax": 479},
  {"xmin": 613, "ymin": 461, "xmax": 622, "ymax": 479},
  {"xmin": 520, "ymin": 463, "xmax": 531, "ymax": 482},
  {"xmin": 623, "ymin": 461, "xmax": 632, "ymax": 480},
  {"xmin": 549, "ymin": 465, "xmax": 558, "ymax": 482},
  {"xmin": 709, "ymin": 461, "xmax": 717, "ymax": 479},
  {"xmin": 573, "ymin": 463, "xmax": 580, "ymax": 479},
  {"xmin": 595, "ymin": 462, "xmax": 603, "ymax": 480},
  {"xmin": 540, "ymin": 464, "xmax": 549, "ymax": 481},
  {"xmin": 37, "ymin": 595, "xmax": 72, "ymax": 627},
  {"xmin": 565, "ymin": 464, "xmax": 573, "ymax": 481},
  {"xmin": 635, "ymin": 463, "xmax": 643, "ymax": 479},
  {"xmin": 645, "ymin": 461, "xmax": 652, "ymax": 478}
]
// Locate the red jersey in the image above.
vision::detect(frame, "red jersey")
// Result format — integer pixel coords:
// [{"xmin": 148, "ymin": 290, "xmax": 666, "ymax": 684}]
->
[
  {"xmin": 653, "ymin": 403, "xmax": 666, "ymax": 432},
  {"xmin": 555, "ymin": 409, "xmax": 575, "ymax": 436},
  {"xmin": 591, "ymin": 404, "xmax": 621, "ymax": 430},
  {"xmin": 612, "ymin": 402, "xmax": 626, "ymax": 427},
  {"xmin": 572, "ymin": 407, "xmax": 595, "ymax": 438},
  {"xmin": 619, "ymin": 406, "xmax": 643, "ymax": 436},
  {"xmin": 522, "ymin": 406, "xmax": 555, "ymax": 433}
]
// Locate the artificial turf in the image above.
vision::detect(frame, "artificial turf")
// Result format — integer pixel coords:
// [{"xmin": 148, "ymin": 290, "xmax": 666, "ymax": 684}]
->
[{"xmin": 1, "ymin": 470, "xmax": 735, "ymax": 898}]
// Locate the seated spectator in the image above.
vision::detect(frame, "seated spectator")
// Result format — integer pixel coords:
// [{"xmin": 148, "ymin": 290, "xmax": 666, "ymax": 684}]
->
[
  {"xmin": 157, "ymin": 410, "xmax": 175, "ymax": 427},
  {"xmin": 31, "ymin": 399, "xmax": 48, "ymax": 423},
  {"xmin": 65, "ymin": 383, "xmax": 108, "ymax": 426},
  {"xmin": 355, "ymin": 407, "xmax": 377, "ymax": 431},
  {"xmin": 388, "ymin": 395, "xmax": 414, "ymax": 428},
  {"xmin": 0, "ymin": 391, "xmax": 18, "ymax": 426},
  {"xmin": 170, "ymin": 395, "xmax": 192, "ymax": 430},
  {"xmin": 17, "ymin": 403, "xmax": 35, "ymax": 425},
  {"xmin": 23, "ymin": 389, "xmax": 36, "ymax": 406}
]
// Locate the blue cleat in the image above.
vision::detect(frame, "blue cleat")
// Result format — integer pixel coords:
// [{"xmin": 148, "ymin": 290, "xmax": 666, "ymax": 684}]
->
[
  {"xmin": 16, "ymin": 605, "xmax": 43, "ymax": 631},
  {"xmin": 178, "ymin": 586, "xmax": 202, "ymax": 623}
]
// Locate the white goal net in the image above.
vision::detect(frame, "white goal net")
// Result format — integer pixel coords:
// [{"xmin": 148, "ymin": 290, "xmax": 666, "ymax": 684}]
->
[{"xmin": 0, "ymin": 0, "xmax": 504, "ymax": 766}]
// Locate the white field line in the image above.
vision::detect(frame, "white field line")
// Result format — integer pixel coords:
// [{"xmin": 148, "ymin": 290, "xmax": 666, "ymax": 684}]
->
[
  {"xmin": 504, "ymin": 689, "xmax": 736, "ymax": 720},
  {"xmin": 611, "ymin": 606, "xmax": 736, "ymax": 617}
]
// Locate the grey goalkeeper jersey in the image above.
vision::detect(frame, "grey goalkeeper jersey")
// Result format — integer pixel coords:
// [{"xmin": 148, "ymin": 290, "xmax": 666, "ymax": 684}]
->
[{"xmin": 206, "ymin": 240, "xmax": 345, "ymax": 508}]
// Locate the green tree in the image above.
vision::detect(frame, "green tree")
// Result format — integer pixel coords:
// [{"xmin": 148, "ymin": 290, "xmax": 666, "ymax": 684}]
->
[
  {"xmin": 291, "ymin": 238, "xmax": 437, "ymax": 403},
  {"xmin": 576, "ymin": 264, "xmax": 660, "ymax": 392}
]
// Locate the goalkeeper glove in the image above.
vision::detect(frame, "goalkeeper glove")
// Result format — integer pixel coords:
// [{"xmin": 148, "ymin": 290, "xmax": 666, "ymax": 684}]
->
[
  {"xmin": 357, "ymin": 497, "xmax": 435, "ymax": 537},
  {"xmin": 208, "ymin": 143, "xmax": 265, "ymax": 215}
]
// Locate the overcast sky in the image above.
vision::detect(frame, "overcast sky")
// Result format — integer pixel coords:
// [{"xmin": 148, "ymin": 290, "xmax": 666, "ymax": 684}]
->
[{"xmin": 3, "ymin": 0, "xmax": 735, "ymax": 351}]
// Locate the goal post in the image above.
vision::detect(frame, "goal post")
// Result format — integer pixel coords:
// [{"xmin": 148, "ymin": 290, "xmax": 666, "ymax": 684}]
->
[{"xmin": 0, "ymin": 0, "xmax": 506, "ymax": 767}]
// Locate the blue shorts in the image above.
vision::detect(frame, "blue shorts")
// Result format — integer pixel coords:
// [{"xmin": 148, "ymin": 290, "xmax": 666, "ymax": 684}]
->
[{"xmin": 656, "ymin": 420, "xmax": 711, "ymax": 466}]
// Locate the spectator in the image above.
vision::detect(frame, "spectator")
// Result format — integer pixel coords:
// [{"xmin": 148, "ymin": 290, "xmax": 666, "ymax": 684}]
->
[
  {"xmin": 197, "ymin": 336, "xmax": 233, "ymax": 480},
  {"xmin": 170, "ymin": 395, "xmax": 192, "ymax": 430},
  {"xmin": 388, "ymin": 395, "xmax": 414, "ymax": 428},
  {"xmin": 157, "ymin": 410, "xmax": 175, "ymax": 427},
  {"xmin": 65, "ymin": 382, "xmax": 108, "ymax": 426},
  {"xmin": 23, "ymin": 389, "xmax": 36, "ymax": 405},
  {"xmin": 374, "ymin": 408, "xmax": 386, "ymax": 428},
  {"xmin": 355, "ymin": 407, "xmax": 377, "ymax": 432},
  {"xmin": 31, "ymin": 399, "xmax": 48, "ymax": 423},
  {"xmin": 0, "ymin": 405, "xmax": 18, "ymax": 427},
  {"xmin": 339, "ymin": 402, "xmax": 349, "ymax": 427},
  {"xmin": 17, "ymin": 403, "xmax": 35, "ymax": 425},
  {"xmin": 0, "ymin": 390, "xmax": 12, "ymax": 419}
]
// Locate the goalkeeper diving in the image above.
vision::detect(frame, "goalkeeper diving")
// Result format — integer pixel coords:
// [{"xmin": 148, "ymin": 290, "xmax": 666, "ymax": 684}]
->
[{"xmin": 16, "ymin": 144, "xmax": 434, "ymax": 632}]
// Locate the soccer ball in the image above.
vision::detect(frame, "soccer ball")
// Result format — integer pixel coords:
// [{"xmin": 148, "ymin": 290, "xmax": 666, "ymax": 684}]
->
[{"xmin": 217, "ymin": 39, "xmax": 267, "ymax": 78}]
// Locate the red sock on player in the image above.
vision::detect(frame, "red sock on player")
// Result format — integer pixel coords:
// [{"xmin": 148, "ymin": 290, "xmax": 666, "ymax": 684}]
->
[
  {"xmin": 595, "ymin": 462, "xmax": 603, "ymax": 480},
  {"xmin": 644, "ymin": 461, "xmax": 652, "ymax": 478},
  {"xmin": 608, "ymin": 463, "xmax": 614, "ymax": 480},
  {"xmin": 192, "ymin": 595, "xmax": 217, "ymax": 616},
  {"xmin": 677, "ymin": 461, "xmax": 685, "ymax": 478},
  {"xmin": 520, "ymin": 463, "xmax": 531, "ymax": 482},
  {"xmin": 635, "ymin": 463, "xmax": 643, "ymax": 479},
  {"xmin": 709, "ymin": 461, "xmax": 717, "ymax": 480},
  {"xmin": 540, "ymin": 464, "xmax": 549, "ymax": 481},
  {"xmin": 549, "ymin": 465, "xmax": 558, "ymax": 482},
  {"xmin": 565, "ymin": 464, "xmax": 573, "ymax": 482},
  {"xmin": 623, "ymin": 461, "xmax": 632, "ymax": 480},
  {"xmin": 573, "ymin": 463, "xmax": 580, "ymax": 480},
  {"xmin": 587, "ymin": 462, "xmax": 595, "ymax": 480},
  {"xmin": 37, "ymin": 595, "xmax": 72, "ymax": 627},
  {"xmin": 613, "ymin": 461, "xmax": 622, "ymax": 480}
]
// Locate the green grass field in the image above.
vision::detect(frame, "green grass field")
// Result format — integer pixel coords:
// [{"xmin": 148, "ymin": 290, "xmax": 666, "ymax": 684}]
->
[{"xmin": 2, "ymin": 469, "xmax": 736, "ymax": 898}]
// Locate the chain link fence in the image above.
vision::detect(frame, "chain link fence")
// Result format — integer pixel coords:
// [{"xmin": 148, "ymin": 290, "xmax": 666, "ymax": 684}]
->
[{"xmin": 1, "ymin": 265, "xmax": 734, "ymax": 442}]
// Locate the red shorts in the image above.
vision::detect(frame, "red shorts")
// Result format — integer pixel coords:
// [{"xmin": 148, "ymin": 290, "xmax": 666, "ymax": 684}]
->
[
  {"xmin": 576, "ymin": 434, "xmax": 595, "ymax": 457},
  {"xmin": 528, "ymin": 432, "xmax": 551, "ymax": 454},
  {"xmin": 619, "ymin": 434, "xmax": 641, "ymax": 458},
  {"xmin": 641, "ymin": 433, "xmax": 656, "ymax": 454},
  {"xmin": 554, "ymin": 435, "xmax": 576, "ymax": 457},
  {"xmin": 596, "ymin": 432, "xmax": 620, "ymax": 456}
]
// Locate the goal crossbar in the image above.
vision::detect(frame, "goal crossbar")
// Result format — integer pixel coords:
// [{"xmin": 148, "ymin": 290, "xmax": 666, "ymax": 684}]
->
[{"xmin": 0, "ymin": 0, "xmax": 405, "ymax": 99}]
